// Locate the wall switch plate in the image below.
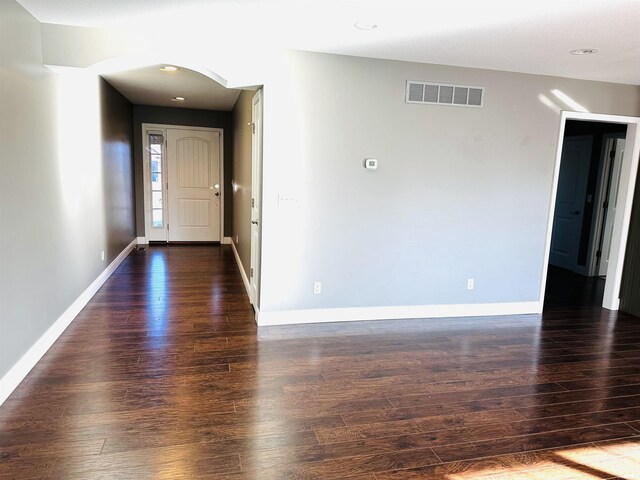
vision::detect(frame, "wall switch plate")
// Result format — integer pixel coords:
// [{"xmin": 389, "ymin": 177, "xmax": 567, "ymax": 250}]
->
[
  {"xmin": 235, "ymin": 236, "xmax": 239, "ymax": 244},
  {"xmin": 101, "ymin": 250, "xmax": 105, "ymax": 262},
  {"xmin": 313, "ymin": 282, "xmax": 322, "ymax": 294},
  {"xmin": 467, "ymin": 278, "xmax": 474, "ymax": 290}
]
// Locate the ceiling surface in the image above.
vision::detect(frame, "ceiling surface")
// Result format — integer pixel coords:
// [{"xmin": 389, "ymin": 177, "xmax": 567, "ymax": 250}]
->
[
  {"xmin": 102, "ymin": 65, "xmax": 241, "ymax": 110},
  {"xmin": 17, "ymin": 0, "xmax": 640, "ymax": 86}
]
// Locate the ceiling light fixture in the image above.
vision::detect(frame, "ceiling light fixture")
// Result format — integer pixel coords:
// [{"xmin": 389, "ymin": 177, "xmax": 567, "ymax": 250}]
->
[
  {"xmin": 160, "ymin": 65, "xmax": 179, "ymax": 72},
  {"xmin": 354, "ymin": 22, "xmax": 378, "ymax": 31},
  {"xmin": 570, "ymin": 48, "xmax": 598, "ymax": 56},
  {"xmin": 171, "ymin": 96, "xmax": 185, "ymax": 102}
]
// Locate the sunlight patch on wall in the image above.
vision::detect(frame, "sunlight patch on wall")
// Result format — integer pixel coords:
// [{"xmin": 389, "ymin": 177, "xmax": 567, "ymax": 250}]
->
[
  {"xmin": 552, "ymin": 89, "xmax": 589, "ymax": 113},
  {"xmin": 56, "ymin": 70, "xmax": 103, "ymax": 219}
]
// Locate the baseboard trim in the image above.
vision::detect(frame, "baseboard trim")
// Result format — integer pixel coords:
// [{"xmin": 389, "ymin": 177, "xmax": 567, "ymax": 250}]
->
[
  {"xmin": 136, "ymin": 236, "xmax": 148, "ymax": 245},
  {"xmin": 256, "ymin": 301, "xmax": 541, "ymax": 326},
  {"xmin": 231, "ymin": 241, "xmax": 251, "ymax": 301},
  {"xmin": 221, "ymin": 237, "xmax": 232, "ymax": 245},
  {"xmin": 0, "ymin": 238, "xmax": 137, "ymax": 406}
]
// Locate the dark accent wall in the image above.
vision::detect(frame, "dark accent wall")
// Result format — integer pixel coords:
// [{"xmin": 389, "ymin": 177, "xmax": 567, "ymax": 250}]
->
[
  {"xmin": 132, "ymin": 105, "xmax": 233, "ymax": 237},
  {"xmin": 620, "ymin": 171, "xmax": 640, "ymax": 317},
  {"xmin": 100, "ymin": 78, "xmax": 136, "ymax": 262},
  {"xmin": 563, "ymin": 120, "xmax": 627, "ymax": 267}
]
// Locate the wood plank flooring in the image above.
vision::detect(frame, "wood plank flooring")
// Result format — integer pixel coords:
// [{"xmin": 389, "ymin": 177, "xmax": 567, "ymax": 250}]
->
[{"xmin": 1, "ymin": 245, "xmax": 640, "ymax": 479}]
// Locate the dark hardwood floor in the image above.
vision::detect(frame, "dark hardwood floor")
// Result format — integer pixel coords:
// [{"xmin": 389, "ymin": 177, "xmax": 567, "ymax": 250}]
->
[
  {"xmin": 2, "ymin": 245, "xmax": 640, "ymax": 479},
  {"xmin": 545, "ymin": 265, "xmax": 606, "ymax": 308}
]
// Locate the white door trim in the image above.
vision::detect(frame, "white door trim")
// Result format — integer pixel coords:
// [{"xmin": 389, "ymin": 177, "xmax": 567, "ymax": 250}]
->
[
  {"xmin": 587, "ymin": 133, "xmax": 627, "ymax": 277},
  {"xmin": 540, "ymin": 111, "xmax": 640, "ymax": 311},
  {"xmin": 142, "ymin": 123, "xmax": 224, "ymax": 243},
  {"xmin": 250, "ymin": 89, "xmax": 263, "ymax": 308}
]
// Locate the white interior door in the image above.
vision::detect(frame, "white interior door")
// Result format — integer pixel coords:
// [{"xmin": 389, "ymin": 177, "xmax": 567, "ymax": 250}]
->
[
  {"xmin": 599, "ymin": 138, "xmax": 626, "ymax": 276},
  {"xmin": 167, "ymin": 128, "xmax": 221, "ymax": 242},
  {"xmin": 550, "ymin": 136, "xmax": 592, "ymax": 271},
  {"xmin": 250, "ymin": 91, "xmax": 263, "ymax": 305}
]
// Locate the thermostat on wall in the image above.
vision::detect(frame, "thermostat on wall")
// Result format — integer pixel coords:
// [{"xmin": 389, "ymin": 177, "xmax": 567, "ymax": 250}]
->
[{"xmin": 364, "ymin": 158, "xmax": 378, "ymax": 170}]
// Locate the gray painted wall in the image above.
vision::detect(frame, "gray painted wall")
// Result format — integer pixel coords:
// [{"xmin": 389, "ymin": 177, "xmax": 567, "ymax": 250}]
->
[
  {"xmin": 132, "ymin": 105, "xmax": 232, "ymax": 237},
  {"xmin": 0, "ymin": 0, "xmax": 135, "ymax": 380},
  {"xmin": 258, "ymin": 51, "xmax": 640, "ymax": 313},
  {"xmin": 231, "ymin": 91, "xmax": 254, "ymax": 278}
]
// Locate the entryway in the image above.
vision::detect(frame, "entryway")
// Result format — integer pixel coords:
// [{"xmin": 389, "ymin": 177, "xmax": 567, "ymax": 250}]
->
[{"xmin": 142, "ymin": 125, "xmax": 223, "ymax": 243}]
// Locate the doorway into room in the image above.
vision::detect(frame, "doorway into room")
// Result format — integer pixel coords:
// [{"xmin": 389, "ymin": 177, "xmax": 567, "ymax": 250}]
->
[{"xmin": 541, "ymin": 112, "xmax": 640, "ymax": 310}]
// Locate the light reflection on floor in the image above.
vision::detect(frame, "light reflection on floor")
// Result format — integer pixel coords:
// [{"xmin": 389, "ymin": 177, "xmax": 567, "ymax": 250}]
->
[
  {"xmin": 445, "ymin": 439, "xmax": 640, "ymax": 479},
  {"xmin": 147, "ymin": 250, "xmax": 168, "ymax": 342}
]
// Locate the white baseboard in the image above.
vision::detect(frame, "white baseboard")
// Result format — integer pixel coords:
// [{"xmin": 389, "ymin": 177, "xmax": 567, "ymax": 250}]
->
[
  {"xmin": 230, "ymin": 241, "xmax": 251, "ymax": 301},
  {"xmin": 136, "ymin": 236, "xmax": 148, "ymax": 245},
  {"xmin": 221, "ymin": 237, "xmax": 232, "ymax": 245},
  {"xmin": 256, "ymin": 301, "xmax": 541, "ymax": 326},
  {"xmin": 0, "ymin": 238, "xmax": 138, "ymax": 406}
]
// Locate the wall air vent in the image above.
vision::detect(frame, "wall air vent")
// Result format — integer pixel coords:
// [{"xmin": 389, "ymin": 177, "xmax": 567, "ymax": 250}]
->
[{"xmin": 405, "ymin": 81, "xmax": 484, "ymax": 107}]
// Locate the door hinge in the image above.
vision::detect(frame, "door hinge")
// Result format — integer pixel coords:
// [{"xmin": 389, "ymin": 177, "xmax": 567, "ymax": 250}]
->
[
  {"xmin": 610, "ymin": 148, "xmax": 616, "ymax": 159},
  {"xmin": 596, "ymin": 250, "xmax": 602, "ymax": 258},
  {"xmin": 252, "ymin": 123, "xmax": 256, "ymax": 134},
  {"xmin": 250, "ymin": 268, "xmax": 254, "ymax": 278},
  {"xmin": 167, "ymin": 223, "xmax": 169, "ymax": 230},
  {"xmin": 251, "ymin": 198, "xmax": 255, "ymax": 208},
  {"xmin": 603, "ymin": 201, "xmax": 609, "ymax": 209}
]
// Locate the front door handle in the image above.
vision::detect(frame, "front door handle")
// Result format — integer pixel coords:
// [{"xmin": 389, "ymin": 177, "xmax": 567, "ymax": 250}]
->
[{"xmin": 251, "ymin": 220, "xmax": 258, "ymax": 225}]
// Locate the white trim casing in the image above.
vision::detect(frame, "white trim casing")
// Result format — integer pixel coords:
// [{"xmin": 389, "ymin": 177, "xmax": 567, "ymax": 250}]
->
[
  {"xmin": 256, "ymin": 301, "xmax": 540, "ymax": 326},
  {"xmin": 221, "ymin": 237, "xmax": 232, "ymax": 245},
  {"xmin": 0, "ymin": 238, "xmax": 137, "ymax": 406},
  {"xmin": 539, "ymin": 111, "xmax": 640, "ymax": 311},
  {"xmin": 231, "ymin": 241, "xmax": 252, "ymax": 301},
  {"xmin": 136, "ymin": 236, "xmax": 148, "ymax": 245}
]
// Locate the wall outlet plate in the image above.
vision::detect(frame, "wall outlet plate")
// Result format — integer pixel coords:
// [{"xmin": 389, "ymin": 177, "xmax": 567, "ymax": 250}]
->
[{"xmin": 364, "ymin": 158, "xmax": 378, "ymax": 170}]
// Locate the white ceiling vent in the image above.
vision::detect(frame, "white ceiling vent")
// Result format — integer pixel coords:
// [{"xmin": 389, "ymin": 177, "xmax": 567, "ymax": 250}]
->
[{"xmin": 406, "ymin": 81, "xmax": 484, "ymax": 107}]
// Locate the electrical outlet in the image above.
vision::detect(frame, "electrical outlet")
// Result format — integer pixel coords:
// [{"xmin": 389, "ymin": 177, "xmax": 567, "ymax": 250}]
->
[
  {"xmin": 467, "ymin": 278, "xmax": 475, "ymax": 290},
  {"xmin": 101, "ymin": 250, "xmax": 105, "ymax": 262},
  {"xmin": 313, "ymin": 282, "xmax": 322, "ymax": 294}
]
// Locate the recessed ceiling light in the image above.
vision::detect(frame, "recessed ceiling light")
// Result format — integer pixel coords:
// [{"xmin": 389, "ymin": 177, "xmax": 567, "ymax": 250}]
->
[
  {"xmin": 354, "ymin": 22, "xmax": 378, "ymax": 31},
  {"xmin": 570, "ymin": 48, "xmax": 598, "ymax": 56},
  {"xmin": 160, "ymin": 65, "xmax": 179, "ymax": 72},
  {"xmin": 171, "ymin": 96, "xmax": 185, "ymax": 102}
]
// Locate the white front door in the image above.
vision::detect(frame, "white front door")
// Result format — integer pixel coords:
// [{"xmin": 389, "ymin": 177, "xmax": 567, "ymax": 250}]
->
[
  {"xmin": 167, "ymin": 128, "xmax": 221, "ymax": 242},
  {"xmin": 550, "ymin": 136, "xmax": 592, "ymax": 271},
  {"xmin": 250, "ymin": 91, "xmax": 263, "ymax": 305},
  {"xmin": 599, "ymin": 138, "xmax": 626, "ymax": 276}
]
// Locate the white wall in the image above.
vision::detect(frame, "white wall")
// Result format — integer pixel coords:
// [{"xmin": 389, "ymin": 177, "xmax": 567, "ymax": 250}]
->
[
  {"xmin": 257, "ymin": 51, "xmax": 640, "ymax": 319},
  {"xmin": 0, "ymin": 0, "xmax": 135, "ymax": 390}
]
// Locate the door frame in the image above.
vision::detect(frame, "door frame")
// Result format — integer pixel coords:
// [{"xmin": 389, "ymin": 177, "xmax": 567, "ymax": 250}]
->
[
  {"xmin": 249, "ymin": 89, "xmax": 263, "ymax": 308},
  {"xmin": 142, "ymin": 123, "xmax": 224, "ymax": 243},
  {"xmin": 540, "ymin": 111, "xmax": 640, "ymax": 311},
  {"xmin": 587, "ymin": 133, "xmax": 627, "ymax": 277}
]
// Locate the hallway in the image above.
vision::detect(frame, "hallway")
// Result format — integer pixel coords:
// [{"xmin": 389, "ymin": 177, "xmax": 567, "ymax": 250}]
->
[{"xmin": 2, "ymin": 246, "xmax": 640, "ymax": 479}]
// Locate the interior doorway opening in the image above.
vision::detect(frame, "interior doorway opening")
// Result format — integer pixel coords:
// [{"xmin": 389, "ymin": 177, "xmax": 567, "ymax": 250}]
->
[{"xmin": 541, "ymin": 112, "xmax": 640, "ymax": 311}]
